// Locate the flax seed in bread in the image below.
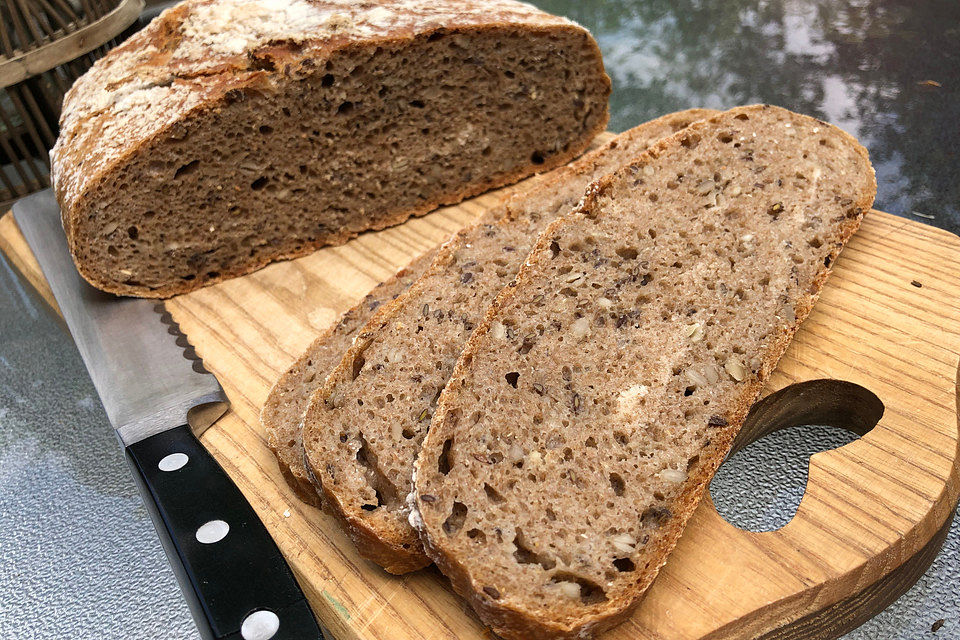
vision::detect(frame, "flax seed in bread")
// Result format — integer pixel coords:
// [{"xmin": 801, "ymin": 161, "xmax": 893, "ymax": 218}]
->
[
  {"xmin": 51, "ymin": 0, "xmax": 610, "ymax": 297},
  {"xmin": 412, "ymin": 105, "xmax": 876, "ymax": 639},
  {"xmin": 300, "ymin": 110, "xmax": 719, "ymax": 573}
]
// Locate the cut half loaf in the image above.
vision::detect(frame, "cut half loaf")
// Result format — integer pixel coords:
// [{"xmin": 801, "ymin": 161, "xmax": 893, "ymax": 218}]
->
[
  {"xmin": 413, "ymin": 105, "xmax": 876, "ymax": 639},
  {"xmin": 52, "ymin": 0, "xmax": 610, "ymax": 297},
  {"xmin": 301, "ymin": 109, "xmax": 719, "ymax": 573},
  {"xmin": 262, "ymin": 248, "xmax": 436, "ymax": 507}
]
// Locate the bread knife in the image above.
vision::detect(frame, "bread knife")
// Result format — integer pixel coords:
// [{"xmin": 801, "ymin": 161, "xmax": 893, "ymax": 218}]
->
[{"xmin": 14, "ymin": 190, "xmax": 324, "ymax": 640}]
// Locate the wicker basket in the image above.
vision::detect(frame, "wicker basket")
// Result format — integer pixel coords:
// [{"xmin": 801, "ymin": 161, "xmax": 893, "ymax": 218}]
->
[{"xmin": 0, "ymin": 0, "xmax": 144, "ymax": 209}]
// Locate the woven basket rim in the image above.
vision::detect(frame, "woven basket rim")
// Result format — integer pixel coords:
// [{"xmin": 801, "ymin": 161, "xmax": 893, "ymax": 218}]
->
[{"xmin": 0, "ymin": 0, "xmax": 144, "ymax": 89}]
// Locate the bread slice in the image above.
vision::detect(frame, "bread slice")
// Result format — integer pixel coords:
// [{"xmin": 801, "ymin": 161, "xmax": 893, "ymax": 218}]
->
[
  {"xmin": 301, "ymin": 109, "xmax": 719, "ymax": 573},
  {"xmin": 262, "ymin": 249, "xmax": 437, "ymax": 507},
  {"xmin": 412, "ymin": 105, "xmax": 876, "ymax": 639},
  {"xmin": 262, "ymin": 128, "xmax": 624, "ymax": 507},
  {"xmin": 52, "ymin": 0, "xmax": 610, "ymax": 297}
]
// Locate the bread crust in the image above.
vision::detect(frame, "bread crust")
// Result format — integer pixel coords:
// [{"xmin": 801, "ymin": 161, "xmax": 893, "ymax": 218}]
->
[
  {"xmin": 300, "ymin": 109, "xmax": 720, "ymax": 574},
  {"xmin": 261, "ymin": 250, "xmax": 437, "ymax": 509},
  {"xmin": 412, "ymin": 105, "xmax": 876, "ymax": 639},
  {"xmin": 52, "ymin": 0, "xmax": 611, "ymax": 297}
]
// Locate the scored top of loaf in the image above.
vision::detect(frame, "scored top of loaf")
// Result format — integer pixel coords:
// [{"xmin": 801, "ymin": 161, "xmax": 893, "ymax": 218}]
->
[{"xmin": 51, "ymin": 0, "xmax": 580, "ymax": 216}]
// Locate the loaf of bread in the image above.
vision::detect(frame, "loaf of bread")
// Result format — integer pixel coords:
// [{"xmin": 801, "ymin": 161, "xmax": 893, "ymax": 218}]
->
[
  {"xmin": 412, "ymin": 105, "xmax": 876, "ymax": 639},
  {"xmin": 51, "ymin": 0, "xmax": 610, "ymax": 297},
  {"xmin": 301, "ymin": 110, "xmax": 718, "ymax": 573},
  {"xmin": 261, "ymin": 249, "xmax": 436, "ymax": 507}
]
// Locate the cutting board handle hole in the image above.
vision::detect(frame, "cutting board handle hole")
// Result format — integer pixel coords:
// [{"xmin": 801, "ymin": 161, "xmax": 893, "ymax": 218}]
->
[{"xmin": 710, "ymin": 379, "xmax": 884, "ymax": 532}]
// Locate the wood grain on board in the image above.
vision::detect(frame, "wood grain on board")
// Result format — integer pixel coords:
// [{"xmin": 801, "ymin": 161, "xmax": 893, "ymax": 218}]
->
[{"xmin": 2, "ymin": 142, "xmax": 958, "ymax": 639}]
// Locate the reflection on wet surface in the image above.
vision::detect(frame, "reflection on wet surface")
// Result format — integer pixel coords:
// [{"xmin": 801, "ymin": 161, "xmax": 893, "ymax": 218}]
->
[{"xmin": 540, "ymin": 0, "xmax": 960, "ymax": 235}]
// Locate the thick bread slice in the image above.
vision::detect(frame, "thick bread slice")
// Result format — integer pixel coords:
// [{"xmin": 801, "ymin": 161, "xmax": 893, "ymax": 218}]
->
[
  {"xmin": 301, "ymin": 109, "xmax": 719, "ymax": 573},
  {"xmin": 52, "ymin": 0, "xmax": 610, "ymax": 298},
  {"xmin": 261, "ymin": 249, "xmax": 437, "ymax": 507},
  {"xmin": 413, "ymin": 105, "xmax": 876, "ymax": 639}
]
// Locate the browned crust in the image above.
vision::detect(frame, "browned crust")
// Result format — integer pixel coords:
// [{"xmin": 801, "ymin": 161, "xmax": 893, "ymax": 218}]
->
[
  {"xmin": 413, "ymin": 105, "xmax": 877, "ymax": 639},
  {"xmin": 298, "ymin": 432, "xmax": 430, "ymax": 573},
  {"xmin": 301, "ymin": 109, "xmax": 721, "ymax": 575},
  {"xmin": 274, "ymin": 451, "xmax": 324, "ymax": 508},
  {"xmin": 319, "ymin": 469, "xmax": 433, "ymax": 574},
  {"xmin": 262, "ymin": 317, "xmax": 337, "ymax": 509},
  {"xmin": 53, "ymin": 8, "xmax": 611, "ymax": 298}
]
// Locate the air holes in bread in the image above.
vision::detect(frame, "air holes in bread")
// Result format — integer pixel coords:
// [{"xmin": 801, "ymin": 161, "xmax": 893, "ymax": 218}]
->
[
  {"xmin": 680, "ymin": 133, "xmax": 700, "ymax": 149},
  {"xmin": 641, "ymin": 506, "xmax": 671, "ymax": 527},
  {"xmin": 352, "ymin": 355, "xmax": 365, "ymax": 380},
  {"xmin": 513, "ymin": 529, "xmax": 556, "ymax": 570},
  {"xmin": 616, "ymin": 246, "xmax": 638, "ymax": 260},
  {"xmin": 337, "ymin": 101, "xmax": 353, "ymax": 114},
  {"xmin": 549, "ymin": 241, "xmax": 561, "ymax": 258},
  {"xmin": 355, "ymin": 433, "xmax": 398, "ymax": 511},
  {"xmin": 531, "ymin": 151, "xmax": 545, "ymax": 164},
  {"xmin": 251, "ymin": 176, "xmax": 268, "ymax": 190},
  {"xmin": 442, "ymin": 501, "xmax": 467, "ymax": 535},
  {"xmin": 438, "ymin": 437, "xmax": 454, "ymax": 474},
  {"xmin": 467, "ymin": 528, "xmax": 486, "ymax": 543},
  {"xmin": 613, "ymin": 557, "xmax": 636, "ymax": 572},
  {"xmin": 174, "ymin": 159, "xmax": 200, "ymax": 178},
  {"xmin": 483, "ymin": 483, "xmax": 505, "ymax": 503},
  {"xmin": 609, "ymin": 472, "xmax": 625, "ymax": 496},
  {"xmin": 505, "ymin": 371, "xmax": 520, "ymax": 388},
  {"xmin": 550, "ymin": 572, "xmax": 608, "ymax": 605}
]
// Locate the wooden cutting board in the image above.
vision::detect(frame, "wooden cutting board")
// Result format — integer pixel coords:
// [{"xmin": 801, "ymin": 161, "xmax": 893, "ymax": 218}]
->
[{"xmin": 1, "ymin": 144, "xmax": 959, "ymax": 639}]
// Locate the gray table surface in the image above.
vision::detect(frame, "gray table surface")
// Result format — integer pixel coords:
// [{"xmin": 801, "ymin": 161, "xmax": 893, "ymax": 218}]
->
[{"xmin": 1, "ymin": 0, "xmax": 958, "ymax": 638}]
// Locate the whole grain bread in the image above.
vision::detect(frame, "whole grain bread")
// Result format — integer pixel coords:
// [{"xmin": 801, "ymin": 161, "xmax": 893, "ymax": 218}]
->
[
  {"xmin": 412, "ymin": 105, "xmax": 876, "ymax": 639},
  {"xmin": 301, "ymin": 109, "xmax": 719, "ymax": 573},
  {"xmin": 51, "ymin": 0, "xmax": 610, "ymax": 298},
  {"xmin": 261, "ymin": 133, "xmax": 619, "ymax": 509},
  {"xmin": 261, "ymin": 248, "xmax": 436, "ymax": 507}
]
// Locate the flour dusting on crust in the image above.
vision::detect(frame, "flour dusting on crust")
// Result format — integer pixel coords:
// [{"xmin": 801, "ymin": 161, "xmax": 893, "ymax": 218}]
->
[{"xmin": 51, "ymin": 0, "xmax": 577, "ymax": 215}]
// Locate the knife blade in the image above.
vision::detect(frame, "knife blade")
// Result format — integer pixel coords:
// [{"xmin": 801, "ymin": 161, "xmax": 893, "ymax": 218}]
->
[
  {"xmin": 13, "ymin": 190, "xmax": 225, "ymax": 444},
  {"xmin": 14, "ymin": 190, "xmax": 323, "ymax": 640}
]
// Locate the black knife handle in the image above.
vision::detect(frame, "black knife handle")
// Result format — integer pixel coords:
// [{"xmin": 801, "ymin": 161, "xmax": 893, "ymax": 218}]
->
[{"xmin": 125, "ymin": 425, "xmax": 324, "ymax": 640}]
